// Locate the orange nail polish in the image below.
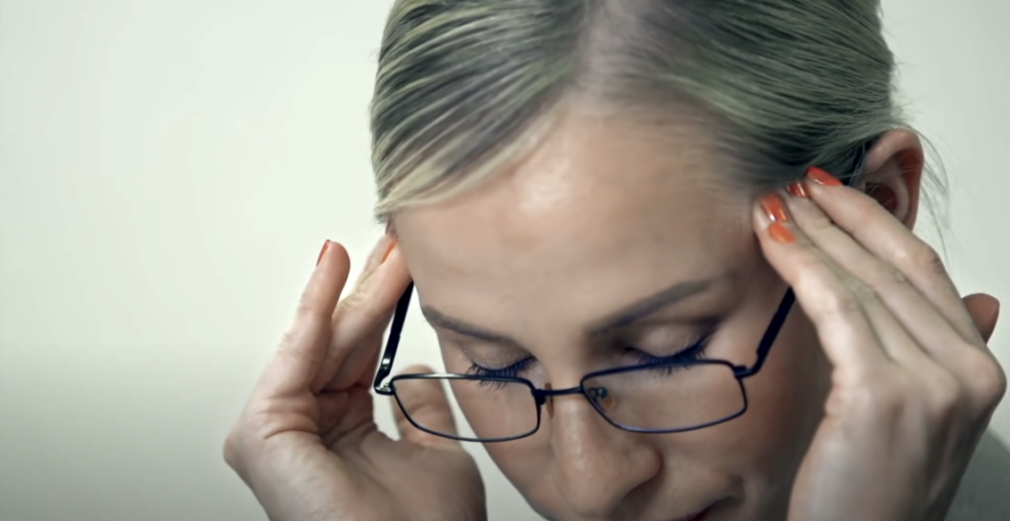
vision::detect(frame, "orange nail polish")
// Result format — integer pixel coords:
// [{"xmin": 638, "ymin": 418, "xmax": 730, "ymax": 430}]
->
[
  {"xmin": 760, "ymin": 193, "xmax": 790, "ymax": 222},
  {"xmin": 806, "ymin": 166, "xmax": 842, "ymax": 186},
  {"xmin": 787, "ymin": 181, "xmax": 809, "ymax": 198},
  {"xmin": 768, "ymin": 222, "xmax": 795, "ymax": 243},
  {"xmin": 316, "ymin": 240, "xmax": 333, "ymax": 266},
  {"xmin": 381, "ymin": 239, "xmax": 398, "ymax": 263}
]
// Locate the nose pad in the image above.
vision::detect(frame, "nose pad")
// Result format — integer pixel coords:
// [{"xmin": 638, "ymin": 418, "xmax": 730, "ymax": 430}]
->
[
  {"xmin": 544, "ymin": 384, "xmax": 616, "ymax": 418},
  {"xmin": 587, "ymin": 385, "xmax": 617, "ymax": 411},
  {"xmin": 548, "ymin": 390, "xmax": 660, "ymax": 518}
]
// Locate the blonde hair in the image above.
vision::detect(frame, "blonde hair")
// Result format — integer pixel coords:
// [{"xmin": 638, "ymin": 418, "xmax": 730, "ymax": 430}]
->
[{"xmin": 369, "ymin": 0, "xmax": 940, "ymax": 222}]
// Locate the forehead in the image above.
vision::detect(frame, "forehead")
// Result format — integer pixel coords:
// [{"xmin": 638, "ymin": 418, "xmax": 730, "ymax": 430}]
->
[{"xmin": 395, "ymin": 109, "xmax": 757, "ymax": 317}]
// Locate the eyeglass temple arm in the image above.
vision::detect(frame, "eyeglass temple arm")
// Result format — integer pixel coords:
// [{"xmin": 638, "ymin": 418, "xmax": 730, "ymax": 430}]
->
[
  {"xmin": 737, "ymin": 287, "xmax": 796, "ymax": 378},
  {"xmin": 373, "ymin": 282, "xmax": 415, "ymax": 394},
  {"xmin": 735, "ymin": 154, "xmax": 865, "ymax": 377}
]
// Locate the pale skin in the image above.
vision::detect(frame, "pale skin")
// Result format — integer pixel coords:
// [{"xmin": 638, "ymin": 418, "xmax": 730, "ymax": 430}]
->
[{"xmin": 224, "ymin": 107, "xmax": 1005, "ymax": 521}]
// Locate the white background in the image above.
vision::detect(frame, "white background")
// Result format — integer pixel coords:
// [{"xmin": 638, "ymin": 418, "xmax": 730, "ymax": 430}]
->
[{"xmin": 0, "ymin": 1, "xmax": 1007, "ymax": 520}]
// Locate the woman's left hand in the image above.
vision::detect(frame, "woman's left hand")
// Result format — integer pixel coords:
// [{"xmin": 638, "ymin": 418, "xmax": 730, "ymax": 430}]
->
[{"xmin": 753, "ymin": 168, "xmax": 1007, "ymax": 521}]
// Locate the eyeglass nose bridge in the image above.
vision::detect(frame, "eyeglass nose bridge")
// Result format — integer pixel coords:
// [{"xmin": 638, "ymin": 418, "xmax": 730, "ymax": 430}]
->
[
  {"xmin": 533, "ymin": 384, "xmax": 579, "ymax": 418},
  {"xmin": 532, "ymin": 385, "xmax": 583, "ymax": 403},
  {"xmin": 532, "ymin": 383, "xmax": 614, "ymax": 416},
  {"xmin": 537, "ymin": 379, "xmax": 606, "ymax": 405}
]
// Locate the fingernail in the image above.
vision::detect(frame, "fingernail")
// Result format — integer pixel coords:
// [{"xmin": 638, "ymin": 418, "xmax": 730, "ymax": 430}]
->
[
  {"xmin": 760, "ymin": 193, "xmax": 790, "ymax": 222},
  {"xmin": 806, "ymin": 166, "xmax": 842, "ymax": 187},
  {"xmin": 381, "ymin": 239, "xmax": 398, "ymax": 263},
  {"xmin": 768, "ymin": 222, "xmax": 795, "ymax": 243},
  {"xmin": 787, "ymin": 181, "xmax": 809, "ymax": 198},
  {"xmin": 316, "ymin": 240, "xmax": 333, "ymax": 266}
]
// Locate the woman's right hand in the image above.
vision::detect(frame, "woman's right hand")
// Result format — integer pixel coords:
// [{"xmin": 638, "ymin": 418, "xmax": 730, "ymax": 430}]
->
[{"xmin": 224, "ymin": 237, "xmax": 485, "ymax": 521}]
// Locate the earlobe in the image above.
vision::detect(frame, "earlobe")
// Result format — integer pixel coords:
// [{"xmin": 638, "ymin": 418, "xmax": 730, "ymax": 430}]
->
[{"xmin": 857, "ymin": 129, "xmax": 925, "ymax": 229}]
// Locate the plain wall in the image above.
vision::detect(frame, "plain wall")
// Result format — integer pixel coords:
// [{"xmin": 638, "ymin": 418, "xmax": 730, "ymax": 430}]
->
[{"xmin": 0, "ymin": 1, "xmax": 1007, "ymax": 520}]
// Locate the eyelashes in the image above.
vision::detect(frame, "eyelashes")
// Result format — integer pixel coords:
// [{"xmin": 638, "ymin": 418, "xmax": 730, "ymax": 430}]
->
[
  {"xmin": 633, "ymin": 331, "xmax": 712, "ymax": 366},
  {"xmin": 465, "ymin": 331, "xmax": 715, "ymax": 380},
  {"xmin": 466, "ymin": 355, "xmax": 535, "ymax": 380}
]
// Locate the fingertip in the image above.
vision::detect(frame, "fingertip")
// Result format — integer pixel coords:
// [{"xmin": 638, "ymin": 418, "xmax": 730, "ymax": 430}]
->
[
  {"xmin": 768, "ymin": 222, "xmax": 796, "ymax": 243},
  {"xmin": 752, "ymin": 197, "xmax": 773, "ymax": 224},
  {"xmin": 302, "ymin": 240, "xmax": 351, "ymax": 306},
  {"xmin": 316, "ymin": 240, "xmax": 351, "ymax": 272},
  {"xmin": 752, "ymin": 198, "xmax": 796, "ymax": 244}
]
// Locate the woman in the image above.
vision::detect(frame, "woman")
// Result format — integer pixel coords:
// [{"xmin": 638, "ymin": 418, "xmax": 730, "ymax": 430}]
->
[{"xmin": 223, "ymin": 1, "xmax": 1009, "ymax": 520}]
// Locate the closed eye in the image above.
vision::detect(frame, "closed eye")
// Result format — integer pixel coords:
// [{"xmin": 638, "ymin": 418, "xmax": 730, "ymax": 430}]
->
[
  {"xmin": 466, "ymin": 356, "xmax": 535, "ymax": 380},
  {"xmin": 464, "ymin": 330, "xmax": 715, "ymax": 383},
  {"xmin": 630, "ymin": 331, "xmax": 712, "ymax": 365}
]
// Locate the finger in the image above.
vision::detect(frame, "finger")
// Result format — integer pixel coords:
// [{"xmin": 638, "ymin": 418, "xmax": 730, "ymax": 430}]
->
[
  {"xmin": 316, "ymin": 239, "xmax": 411, "ymax": 392},
  {"xmin": 258, "ymin": 241, "xmax": 351, "ymax": 399},
  {"xmin": 963, "ymin": 294, "xmax": 1000, "ymax": 343},
  {"xmin": 803, "ymin": 171, "xmax": 980, "ymax": 343},
  {"xmin": 783, "ymin": 191, "xmax": 980, "ymax": 365},
  {"xmin": 339, "ymin": 235, "xmax": 399, "ymax": 314},
  {"xmin": 752, "ymin": 199, "xmax": 892, "ymax": 376},
  {"xmin": 391, "ymin": 364, "xmax": 462, "ymax": 448},
  {"xmin": 308, "ymin": 236, "xmax": 395, "ymax": 391},
  {"xmin": 758, "ymin": 197, "xmax": 932, "ymax": 368}
]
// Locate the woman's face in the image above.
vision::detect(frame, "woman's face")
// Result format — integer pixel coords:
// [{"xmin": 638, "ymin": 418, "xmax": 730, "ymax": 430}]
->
[{"xmin": 394, "ymin": 108, "xmax": 833, "ymax": 521}]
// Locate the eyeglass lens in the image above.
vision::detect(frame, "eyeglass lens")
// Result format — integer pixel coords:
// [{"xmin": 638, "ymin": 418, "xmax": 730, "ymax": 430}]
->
[{"xmin": 391, "ymin": 362, "xmax": 745, "ymax": 442}]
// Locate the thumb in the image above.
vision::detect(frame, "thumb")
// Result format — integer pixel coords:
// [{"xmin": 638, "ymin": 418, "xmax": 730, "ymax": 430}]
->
[
  {"xmin": 391, "ymin": 365, "xmax": 464, "ymax": 448},
  {"xmin": 963, "ymin": 293, "xmax": 1000, "ymax": 343}
]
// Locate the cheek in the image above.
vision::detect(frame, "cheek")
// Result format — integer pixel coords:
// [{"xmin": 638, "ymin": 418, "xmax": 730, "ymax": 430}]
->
[
  {"xmin": 481, "ymin": 435, "xmax": 559, "ymax": 514},
  {"xmin": 719, "ymin": 310, "xmax": 830, "ymax": 475},
  {"xmin": 651, "ymin": 308, "xmax": 829, "ymax": 481}
]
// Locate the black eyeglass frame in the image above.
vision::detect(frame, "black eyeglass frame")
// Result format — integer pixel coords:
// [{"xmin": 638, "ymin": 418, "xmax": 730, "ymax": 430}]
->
[
  {"xmin": 373, "ymin": 283, "xmax": 796, "ymax": 443},
  {"xmin": 373, "ymin": 144, "xmax": 871, "ymax": 442}
]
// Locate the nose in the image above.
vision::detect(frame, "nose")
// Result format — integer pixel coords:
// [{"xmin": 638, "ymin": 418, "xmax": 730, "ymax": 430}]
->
[{"xmin": 548, "ymin": 394, "xmax": 662, "ymax": 518}]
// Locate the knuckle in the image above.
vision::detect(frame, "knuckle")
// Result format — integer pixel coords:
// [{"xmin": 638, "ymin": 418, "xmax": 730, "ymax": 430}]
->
[
  {"xmin": 804, "ymin": 213, "xmax": 837, "ymax": 235},
  {"xmin": 846, "ymin": 278, "xmax": 879, "ymax": 304},
  {"xmin": 795, "ymin": 270, "xmax": 866, "ymax": 319},
  {"xmin": 818, "ymin": 289, "xmax": 864, "ymax": 318},
  {"xmin": 223, "ymin": 430, "xmax": 244, "ymax": 470},
  {"xmin": 839, "ymin": 370, "xmax": 910, "ymax": 416},
  {"xmin": 924, "ymin": 371, "xmax": 963, "ymax": 413},
  {"xmin": 278, "ymin": 327, "xmax": 304, "ymax": 354},
  {"xmin": 866, "ymin": 261, "xmax": 910, "ymax": 290},
  {"xmin": 875, "ymin": 374, "xmax": 913, "ymax": 408},
  {"xmin": 965, "ymin": 352, "xmax": 1008, "ymax": 407},
  {"xmin": 901, "ymin": 242, "xmax": 948, "ymax": 277},
  {"xmin": 294, "ymin": 296, "xmax": 329, "ymax": 326}
]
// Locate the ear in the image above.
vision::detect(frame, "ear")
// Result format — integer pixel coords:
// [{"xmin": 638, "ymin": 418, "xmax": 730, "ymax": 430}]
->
[{"xmin": 857, "ymin": 129, "xmax": 925, "ymax": 229}]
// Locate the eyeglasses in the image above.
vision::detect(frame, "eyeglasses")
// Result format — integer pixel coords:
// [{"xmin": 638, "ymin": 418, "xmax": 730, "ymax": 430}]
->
[{"xmin": 374, "ymin": 284, "xmax": 795, "ymax": 443}]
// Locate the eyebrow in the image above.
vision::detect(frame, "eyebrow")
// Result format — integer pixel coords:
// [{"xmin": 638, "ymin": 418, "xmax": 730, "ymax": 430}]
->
[{"xmin": 420, "ymin": 274, "xmax": 728, "ymax": 347}]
